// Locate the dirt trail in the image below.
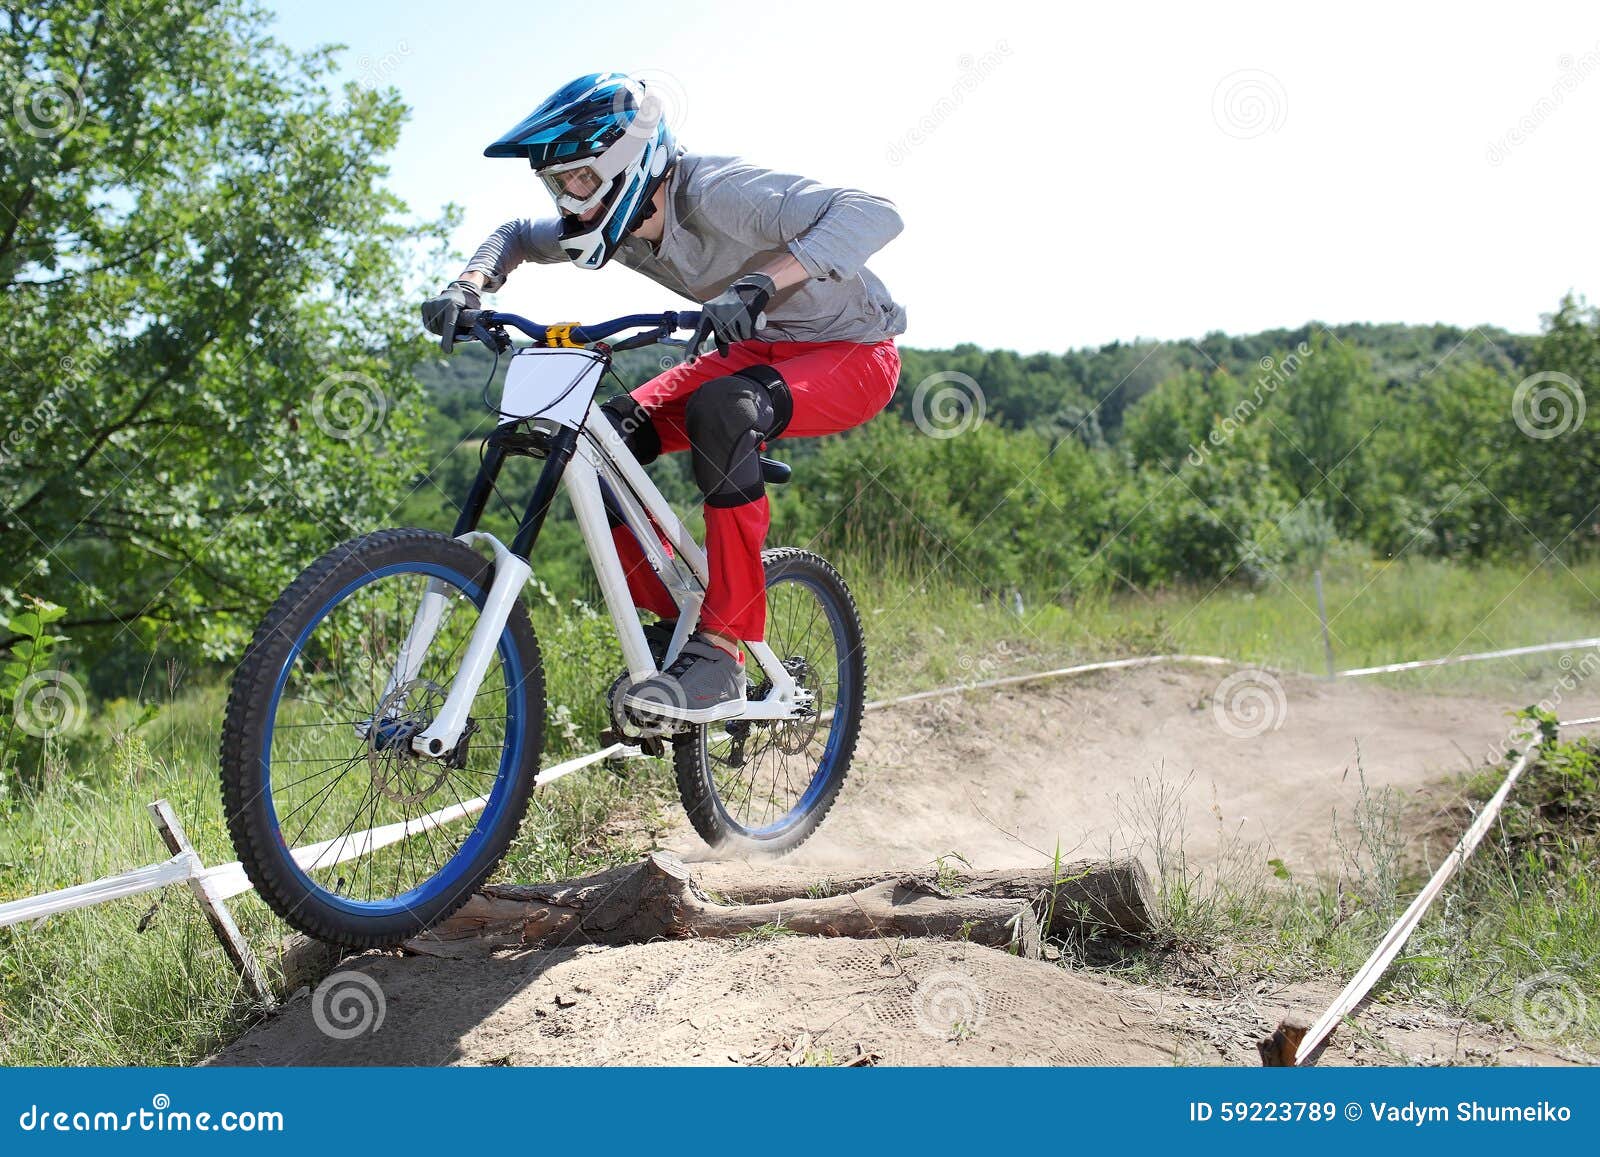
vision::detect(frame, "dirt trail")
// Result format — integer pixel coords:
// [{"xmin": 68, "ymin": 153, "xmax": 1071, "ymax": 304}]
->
[
  {"xmin": 680, "ymin": 664, "xmax": 1591, "ymax": 877},
  {"xmin": 212, "ymin": 936, "xmax": 1579, "ymax": 1067},
  {"xmin": 213, "ymin": 663, "xmax": 1600, "ymax": 1067}
]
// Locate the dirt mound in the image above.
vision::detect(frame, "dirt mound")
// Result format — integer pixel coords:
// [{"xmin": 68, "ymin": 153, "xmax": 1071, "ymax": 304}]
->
[
  {"xmin": 727, "ymin": 664, "xmax": 1593, "ymax": 876},
  {"xmin": 215, "ymin": 937, "xmax": 1177, "ymax": 1066},
  {"xmin": 213, "ymin": 662, "xmax": 1598, "ymax": 1067},
  {"xmin": 211, "ymin": 936, "xmax": 1579, "ymax": 1067}
]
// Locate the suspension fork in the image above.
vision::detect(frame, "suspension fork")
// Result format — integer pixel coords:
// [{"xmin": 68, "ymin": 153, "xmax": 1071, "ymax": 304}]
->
[
  {"xmin": 368, "ymin": 441, "xmax": 516, "ymax": 716},
  {"xmin": 402, "ymin": 425, "xmax": 580, "ymax": 759}
]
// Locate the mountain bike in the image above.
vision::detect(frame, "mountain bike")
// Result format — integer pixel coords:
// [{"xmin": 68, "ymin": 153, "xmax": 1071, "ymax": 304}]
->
[{"xmin": 219, "ymin": 309, "xmax": 866, "ymax": 947}]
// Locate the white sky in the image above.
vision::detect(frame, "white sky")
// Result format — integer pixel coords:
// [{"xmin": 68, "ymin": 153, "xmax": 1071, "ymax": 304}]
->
[{"xmin": 269, "ymin": 0, "xmax": 1600, "ymax": 353}]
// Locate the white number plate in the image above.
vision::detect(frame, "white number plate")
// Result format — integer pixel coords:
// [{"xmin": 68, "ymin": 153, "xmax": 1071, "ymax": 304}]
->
[{"xmin": 497, "ymin": 348, "xmax": 605, "ymax": 428}]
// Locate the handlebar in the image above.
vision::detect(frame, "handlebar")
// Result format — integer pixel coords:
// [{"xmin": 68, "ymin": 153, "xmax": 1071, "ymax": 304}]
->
[{"xmin": 455, "ymin": 309, "xmax": 703, "ymax": 354}]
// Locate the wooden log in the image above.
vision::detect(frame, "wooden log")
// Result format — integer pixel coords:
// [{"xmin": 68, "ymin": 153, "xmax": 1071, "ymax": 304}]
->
[
  {"xmin": 416, "ymin": 852, "xmax": 1041, "ymax": 958},
  {"xmin": 275, "ymin": 934, "xmax": 347, "ymax": 993},
  {"xmin": 691, "ymin": 857, "xmax": 1157, "ymax": 940},
  {"xmin": 1258, "ymin": 1013, "xmax": 1312, "ymax": 1066}
]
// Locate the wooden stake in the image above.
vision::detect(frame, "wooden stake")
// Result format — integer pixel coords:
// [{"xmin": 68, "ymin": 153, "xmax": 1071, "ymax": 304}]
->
[{"xmin": 148, "ymin": 800, "xmax": 275, "ymax": 1010}]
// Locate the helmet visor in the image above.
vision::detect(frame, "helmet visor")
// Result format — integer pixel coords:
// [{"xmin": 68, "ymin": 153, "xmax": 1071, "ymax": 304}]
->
[{"xmin": 538, "ymin": 161, "xmax": 610, "ymax": 215}]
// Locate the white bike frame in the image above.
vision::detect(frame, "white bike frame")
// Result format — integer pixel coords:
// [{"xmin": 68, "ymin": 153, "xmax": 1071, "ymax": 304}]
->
[{"xmin": 402, "ymin": 348, "xmax": 810, "ymax": 760}]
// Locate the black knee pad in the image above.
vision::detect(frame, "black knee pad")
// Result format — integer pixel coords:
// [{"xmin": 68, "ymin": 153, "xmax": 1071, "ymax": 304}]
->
[
  {"xmin": 685, "ymin": 367, "xmax": 792, "ymax": 508},
  {"xmin": 599, "ymin": 393, "xmax": 662, "ymax": 465}
]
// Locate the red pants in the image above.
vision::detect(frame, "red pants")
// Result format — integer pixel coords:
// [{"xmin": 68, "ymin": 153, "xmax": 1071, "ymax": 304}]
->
[{"xmin": 612, "ymin": 339, "xmax": 899, "ymax": 640}]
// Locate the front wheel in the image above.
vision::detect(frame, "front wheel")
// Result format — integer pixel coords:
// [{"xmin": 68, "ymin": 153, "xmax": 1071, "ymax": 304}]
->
[
  {"xmin": 219, "ymin": 528, "xmax": 545, "ymax": 948},
  {"xmin": 674, "ymin": 548, "xmax": 866, "ymax": 853}
]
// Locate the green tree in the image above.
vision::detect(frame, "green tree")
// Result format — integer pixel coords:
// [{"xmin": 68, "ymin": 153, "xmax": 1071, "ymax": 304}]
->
[
  {"xmin": 1, "ymin": 1, "xmax": 448, "ymax": 672},
  {"xmin": 1505, "ymin": 295, "xmax": 1600, "ymax": 554},
  {"xmin": 1264, "ymin": 334, "xmax": 1375, "ymax": 535}
]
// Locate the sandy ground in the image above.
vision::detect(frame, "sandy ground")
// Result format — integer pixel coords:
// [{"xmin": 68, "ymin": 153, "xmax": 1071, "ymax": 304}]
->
[
  {"xmin": 211, "ymin": 937, "xmax": 1582, "ymax": 1067},
  {"xmin": 683, "ymin": 664, "xmax": 1597, "ymax": 877},
  {"xmin": 211, "ymin": 662, "xmax": 1600, "ymax": 1068}
]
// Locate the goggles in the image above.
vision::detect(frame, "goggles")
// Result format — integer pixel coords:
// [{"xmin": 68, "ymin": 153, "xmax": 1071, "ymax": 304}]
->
[{"xmin": 533, "ymin": 93, "xmax": 660, "ymax": 216}]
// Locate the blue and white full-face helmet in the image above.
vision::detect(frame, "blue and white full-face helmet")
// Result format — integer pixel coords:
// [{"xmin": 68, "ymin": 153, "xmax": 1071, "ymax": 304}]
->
[{"xmin": 484, "ymin": 72, "xmax": 678, "ymax": 270}]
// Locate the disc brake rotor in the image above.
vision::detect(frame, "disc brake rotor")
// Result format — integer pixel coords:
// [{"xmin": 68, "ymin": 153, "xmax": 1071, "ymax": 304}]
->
[
  {"xmin": 772, "ymin": 656, "xmax": 820, "ymax": 754},
  {"xmin": 366, "ymin": 679, "xmax": 450, "ymax": 805}
]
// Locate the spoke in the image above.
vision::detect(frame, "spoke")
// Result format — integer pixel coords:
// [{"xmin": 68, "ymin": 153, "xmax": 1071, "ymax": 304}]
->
[
  {"xmin": 271, "ymin": 719, "xmax": 372, "ymax": 729},
  {"xmin": 270, "ymin": 753, "xmax": 368, "ymax": 794},
  {"xmin": 358, "ymin": 770, "xmax": 387, "ymax": 902},
  {"xmin": 304, "ymin": 778, "xmax": 381, "ymax": 879},
  {"xmin": 284, "ymin": 766, "xmax": 365, "ymax": 853}
]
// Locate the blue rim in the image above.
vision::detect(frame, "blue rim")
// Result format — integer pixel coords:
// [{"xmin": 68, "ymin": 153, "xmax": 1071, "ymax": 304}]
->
[
  {"xmin": 714, "ymin": 572, "xmax": 853, "ymax": 839},
  {"xmin": 262, "ymin": 561, "xmax": 527, "ymax": 917}
]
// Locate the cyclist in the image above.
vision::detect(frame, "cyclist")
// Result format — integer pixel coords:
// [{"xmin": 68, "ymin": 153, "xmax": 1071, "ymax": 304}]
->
[{"xmin": 423, "ymin": 72, "xmax": 905, "ymax": 723}]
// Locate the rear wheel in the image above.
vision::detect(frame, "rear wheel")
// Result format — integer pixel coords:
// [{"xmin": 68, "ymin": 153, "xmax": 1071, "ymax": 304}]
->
[
  {"xmin": 673, "ymin": 548, "xmax": 865, "ymax": 853},
  {"xmin": 219, "ymin": 528, "xmax": 544, "ymax": 948}
]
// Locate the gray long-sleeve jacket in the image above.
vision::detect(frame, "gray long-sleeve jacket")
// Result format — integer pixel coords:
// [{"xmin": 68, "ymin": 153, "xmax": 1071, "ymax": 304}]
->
[{"xmin": 465, "ymin": 152, "xmax": 907, "ymax": 344}]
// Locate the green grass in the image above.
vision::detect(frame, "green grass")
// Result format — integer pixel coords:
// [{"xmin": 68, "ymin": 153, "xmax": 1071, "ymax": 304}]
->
[
  {"xmin": 0, "ymin": 604, "xmax": 675, "ymax": 1067},
  {"xmin": 855, "ymin": 550, "xmax": 1600, "ymax": 699},
  {"xmin": 1089, "ymin": 739, "xmax": 1600, "ymax": 1055},
  {"xmin": 3, "ymin": 552, "xmax": 1599, "ymax": 1064}
]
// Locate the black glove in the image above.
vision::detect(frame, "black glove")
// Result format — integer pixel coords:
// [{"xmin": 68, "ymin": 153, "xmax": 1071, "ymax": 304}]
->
[
  {"xmin": 689, "ymin": 273, "xmax": 774, "ymax": 360},
  {"xmin": 421, "ymin": 279, "xmax": 481, "ymax": 352}
]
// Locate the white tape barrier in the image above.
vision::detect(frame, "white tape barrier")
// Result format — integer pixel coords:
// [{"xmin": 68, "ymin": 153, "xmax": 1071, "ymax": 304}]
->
[
  {"xmin": 1337, "ymin": 636, "xmax": 1600, "ymax": 678},
  {"xmin": 7, "ymin": 634, "xmax": 1600, "ymax": 935},
  {"xmin": 0, "ymin": 852, "xmax": 200, "ymax": 930},
  {"xmin": 860, "ymin": 653, "xmax": 1237, "ymax": 714},
  {"xmin": 0, "ymin": 743, "xmax": 638, "ymax": 928},
  {"xmin": 1293, "ymin": 713, "xmax": 1600, "ymax": 1064},
  {"xmin": 1294, "ymin": 737, "xmax": 1543, "ymax": 1063},
  {"xmin": 201, "ymin": 741, "xmax": 636, "ymax": 901}
]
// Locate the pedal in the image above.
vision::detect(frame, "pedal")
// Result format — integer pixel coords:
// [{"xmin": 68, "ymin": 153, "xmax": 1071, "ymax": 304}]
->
[{"xmin": 599, "ymin": 728, "xmax": 665, "ymax": 764}]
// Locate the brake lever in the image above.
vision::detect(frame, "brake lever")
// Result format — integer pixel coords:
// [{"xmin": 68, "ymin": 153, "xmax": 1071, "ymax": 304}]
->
[{"xmin": 471, "ymin": 320, "xmax": 512, "ymax": 354}]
